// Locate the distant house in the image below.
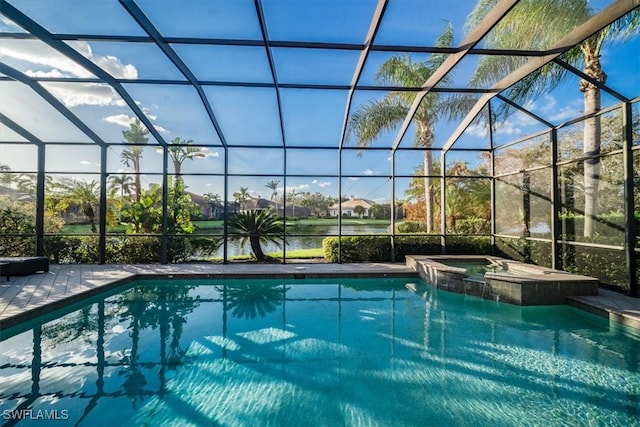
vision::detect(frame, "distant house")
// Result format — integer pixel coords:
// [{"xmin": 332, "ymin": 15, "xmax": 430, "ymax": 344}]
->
[
  {"xmin": 244, "ymin": 197, "xmax": 275, "ymax": 212},
  {"xmin": 244, "ymin": 197, "xmax": 311, "ymax": 218},
  {"xmin": 187, "ymin": 192, "xmax": 224, "ymax": 220},
  {"xmin": 328, "ymin": 198, "xmax": 375, "ymax": 217}
]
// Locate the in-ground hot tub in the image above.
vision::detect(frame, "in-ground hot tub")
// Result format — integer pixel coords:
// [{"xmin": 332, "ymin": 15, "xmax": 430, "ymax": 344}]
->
[{"xmin": 406, "ymin": 255, "xmax": 599, "ymax": 305}]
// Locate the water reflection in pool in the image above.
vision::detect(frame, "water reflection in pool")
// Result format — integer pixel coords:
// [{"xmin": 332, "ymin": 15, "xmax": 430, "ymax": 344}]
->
[{"xmin": 1, "ymin": 278, "xmax": 638, "ymax": 426}]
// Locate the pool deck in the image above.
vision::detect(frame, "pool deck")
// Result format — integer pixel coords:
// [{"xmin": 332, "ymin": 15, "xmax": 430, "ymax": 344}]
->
[{"xmin": 0, "ymin": 262, "xmax": 638, "ymax": 330}]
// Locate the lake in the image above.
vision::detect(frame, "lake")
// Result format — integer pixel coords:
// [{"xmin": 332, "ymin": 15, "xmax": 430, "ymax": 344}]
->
[{"xmin": 204, "ymin": 224, "xmax": 390, "ymax": 258}]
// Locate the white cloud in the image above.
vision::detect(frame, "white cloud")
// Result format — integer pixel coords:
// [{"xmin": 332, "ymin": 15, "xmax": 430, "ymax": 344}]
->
[
  {"xmin": 41, "ymin": 82, "xmax": 126, "ymax": 108},
  {"xmin": 362, "ymin": 169, "xmax": 378, "ymax": 176},
  {"xmin": 348, "ymin": 177, "xmax": 360, "ymax": 181},
  {"xmin": 286, "ymin": 184, "xmax": 309, "ymax": 192},
  {"xmin": 0, "ymin": 39, "xmax": 94, "ymax": 78},
  {"xmin": 103, "ymin": 113, "xmax": 135, "ymax": 127},
  {"xmin": 79, "ymin": 160, "xmax": 92, "ymax": 165},
  {"xmin": 548, "ymin": 105, "xmax": 581, "ymax": 123},
  {"xmin": 0, "ymin": 16, "xmax": 24, "ymax": 32},
  {"xmin": 312, "ymin": 180, "xmax": 331, "ymax": 188},
  {"xmin": 493, "ymin": 119, "xmax": 522, "ymax": 136},
  {"xmin": 466, "ymin": 123, "xmax": 489, "ymax": 138},
  {"xmin": 537, "ymin": 95, "xmax": 581, "ymax": 123},
  {"xmin": 1, "ymin": 40, "xmax": 138, "ymax": 109},
  {"xmin": 103, "ymin": 113, "xmax": 170, "ymax": 136},
  {"xmin": 154, "ymin": 124, "xmax": 169, "ymax": 134},
  {"xmin": 66, "ymin": 41, "xmax": 138, "ymax": 79},
  {"xmin": 200, "ymin": 147, "xmax": 220, "ymax": 158},
  {"xmin": 23, "ymin": 69, "xmax": 67, "ymax": 78}
]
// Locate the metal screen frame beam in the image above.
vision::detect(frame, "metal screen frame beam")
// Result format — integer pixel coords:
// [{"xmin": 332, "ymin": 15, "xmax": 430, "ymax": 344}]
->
[
  {"xmin": 338, "ymin": 0, "xmax": 388, "ymax": 150},
  {"xmin": 442, "ymin": 0, "xmax": 640, "ymax": 153},
  {"xmin": 0, "ymin": 64, "xmax": 108, "ymax": 147},
  {"xmin": 0, "ymin": 0, "xmax": 169, "ymax": 147},
  {"xmin": 0, "ymin": 113, "xmax": 45, "ymax": 256},
  {"xmin": 118, "ymin": 0, "xmax": 228, "ymax": 148},
  {"xmin": 390, "ymin": 0, "xmax": 519, "ymax": 152},
  {"xmin": 254, "ymin": 0, "xmax": 286, "ymax": 148}
]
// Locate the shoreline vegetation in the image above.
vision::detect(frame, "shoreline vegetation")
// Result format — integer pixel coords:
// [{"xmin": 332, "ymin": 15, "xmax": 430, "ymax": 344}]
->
[{"xmin": 62, "ymin": 217, "xmax": 393, "ymax": 235}]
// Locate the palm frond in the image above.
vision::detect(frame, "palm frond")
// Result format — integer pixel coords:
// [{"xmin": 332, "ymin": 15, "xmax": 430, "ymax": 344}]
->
[
  {"xmin": 427, "ymin": 22, "xmax": 454, "ymax": 71},
  {"xmin": 348, "ymin": 97, "xmax": 409, "ymax": 148}
]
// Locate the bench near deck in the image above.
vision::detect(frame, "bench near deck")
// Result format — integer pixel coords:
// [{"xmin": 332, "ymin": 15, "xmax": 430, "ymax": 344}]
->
[{"xmin": 0, "ymin": 257, "xmax": 49, "ymax": 281}]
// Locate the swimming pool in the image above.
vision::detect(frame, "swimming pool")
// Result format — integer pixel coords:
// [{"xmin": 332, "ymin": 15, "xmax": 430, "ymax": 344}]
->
[{"xmin": 1, "ymin": 278, "xmax": 638, "ymax": 426}]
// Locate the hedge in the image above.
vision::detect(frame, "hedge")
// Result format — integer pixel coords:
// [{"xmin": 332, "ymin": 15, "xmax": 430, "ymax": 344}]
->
[{"xmin": 322, "ymin": 235, "xmax": 492, "ymax": 263}]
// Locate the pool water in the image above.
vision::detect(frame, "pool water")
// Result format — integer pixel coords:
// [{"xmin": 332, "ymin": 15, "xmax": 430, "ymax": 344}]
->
[{"xmin": 1, "ymin": 278, "xmax": 638, "ymax": 426}]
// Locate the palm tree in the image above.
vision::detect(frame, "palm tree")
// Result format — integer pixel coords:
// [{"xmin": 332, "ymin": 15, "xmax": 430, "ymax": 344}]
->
[
  {"xmin": 265, "ymin": 179, "xmax": 280, "ymax": 214},
  {"xmin": 203, "ymin": 192, "xmax": 222, "ymax": 219},
  {"xmin": 228, "ymin": 210, "xmax": 284, "ymax": 261},
  {"xmin": 16, "ymin": 173, "xmax": 36, "ymax": 198},
  {"xmin": 108, "ymin": 174, "xmax": 134, "ymax": 199},
  {"xmin": 288, "ymin": 188, "xmax": 298, "ymax": 217},
  {"xmin": 233, "ymin": 186, "xmax": 250, "ymax": 211},
  {"xmin": 203, "ymin": 192, "xmax": 221, "ymax": 204},
  {"xmin": 59, "ymin": 178, "xmax": 100, "ymax": 233},
  {"xmin": 217, "ymin": 283, "xmax": 287, "ymax": 319},
  {"xmin": 121, "ymin": 119, "xmax": 149, "ymax": 204},
  {"xmin": 348, "ymin": 24, "xmax": 454, "ymax": 232},
  {"xmin": 167, "ymin": 137, "xmax": 205, "ymax": 178},
  {"xmin": 466, "ymin": 0, "xmax": 640, "ymax": 236},
  {"xmin": 0, "ymin": 164, "xmax": 13, "ymax": 189}
]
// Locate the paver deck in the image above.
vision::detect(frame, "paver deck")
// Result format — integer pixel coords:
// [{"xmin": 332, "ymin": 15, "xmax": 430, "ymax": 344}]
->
[
  {"xmin": 0, "ymin": 263, "xmax": 638, "ymax": 331},
  {"xmin": 0, "ymin": 262, "xmax": 414, "ymax": 329}
]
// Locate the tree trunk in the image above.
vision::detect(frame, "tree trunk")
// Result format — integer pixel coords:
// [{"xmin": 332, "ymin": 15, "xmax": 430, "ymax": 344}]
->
[
  {"xmin": 417, "ymin": 124, "xmax": 435, "ymax": 233},
  {"xmin": 580, "ymin": 41, "xmax": 605, "ymax": 237},
  {"xmin": 250, "ymin": 235, "xmax": 265, "ymax": 261},
  {"xmin": 133, "ymin": 158, "xmax": 142, "ymax": 233},
  {"xmin": 423, "ymin": 151, "xmax": 433, "ymax": 233}
]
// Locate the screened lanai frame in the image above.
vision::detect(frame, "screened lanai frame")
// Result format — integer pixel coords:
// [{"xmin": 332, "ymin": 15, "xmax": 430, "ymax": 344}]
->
[{"xmin": 0, "ymin": 0, "xmax": 638, "ymax": 296}]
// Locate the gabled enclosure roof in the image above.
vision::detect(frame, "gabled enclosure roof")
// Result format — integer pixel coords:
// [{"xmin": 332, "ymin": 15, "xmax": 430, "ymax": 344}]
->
[{"xmin": 0, "ymin": 0, "xmax": 638, "ymax": 152}]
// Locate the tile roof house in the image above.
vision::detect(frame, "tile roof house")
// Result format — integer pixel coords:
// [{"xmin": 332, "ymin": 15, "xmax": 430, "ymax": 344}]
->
[{"xmin": 327, "ymin": 198, "xmax": 375, "ymax": 217}]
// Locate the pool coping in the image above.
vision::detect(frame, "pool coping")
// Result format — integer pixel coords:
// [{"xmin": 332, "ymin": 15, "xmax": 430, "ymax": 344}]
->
[
  {"xmin": 0, "ymin": 262, "xmax": 638, "ymax": 331},
  {"xmin": 406, "ymin": 255, "xmax": 600, "ymax": 305}
]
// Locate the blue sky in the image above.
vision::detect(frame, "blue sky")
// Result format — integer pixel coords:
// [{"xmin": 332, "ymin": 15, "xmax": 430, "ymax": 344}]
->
[{"xmin": 0, "ymin": 0, "xmax": 638, "ymax": 204}]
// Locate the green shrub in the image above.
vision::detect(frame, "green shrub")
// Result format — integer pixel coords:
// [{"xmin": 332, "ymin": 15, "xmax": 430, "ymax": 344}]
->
[
  {"xmin": 394, "ymin": 236, "xmax": 441, "ymax": 260},
  {"xmin": 495, "ymin": 237, "xmax": 552, "ymax": 267},
  {"xmin": 396, "ymin": 221, "xmax": 428, "ymax": 233},
  {"xmin": 117, "ymin": 237, "xmax": 162, "ymax": 263},
  {"xmin": 452, "ymin": 218, "xmax": 490, "ymax": 234},
  {"xmin": 188, "ymin": 236, "xmax": 222, "ymax": 260},
  {"xmin": 559, "ymin": 213, "xmax": 626, "ymax": 240},
  {"xmin": 323, "ymin": 235, "xmax": 390, "ymax": 262},
  {"xmin": 565, "ymin": 246, "xmax": 626, "ymax": 289},
  {"xmin": 444, "ymin": 236, "xmax": 493, "ymax": 254},
  {"xmin": 322, "ymin": 235, "xmax": 491, "ymax": 263},
  {"xmin": 45, "ymin": 236, "xmax": 100, "ymax": 264},
  {"xmin": 0, "ymin": 206, "xmax": 36, "ymax": 256},
  {"xmin": 496, "ymin": 236, "xmax": 627, "ymax": 290},
  {"xmin": 167, "ymin": 236, "xmax": 192, "ymax": 263}
]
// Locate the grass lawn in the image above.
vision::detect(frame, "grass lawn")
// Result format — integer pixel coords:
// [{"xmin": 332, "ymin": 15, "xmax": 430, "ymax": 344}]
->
[
  {"xmin": 268, "ymin": 248, "xmax": 325, "ymax": 258},
  {"xmin": 205, "ymin": 247, "xmax": 325, "ymax": 262},
  {"xmin": 62, "ymin": 224, "xmax": 127, "ymax": 234}
]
